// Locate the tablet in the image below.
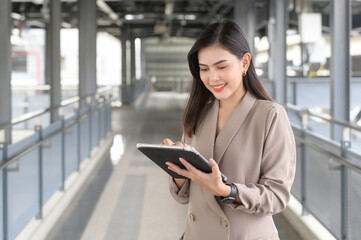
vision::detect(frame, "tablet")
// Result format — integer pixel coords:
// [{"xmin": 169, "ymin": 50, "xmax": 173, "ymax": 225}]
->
[{"xmin": 136, "ymin": 143, "xmax": 227, "ymax": 182}]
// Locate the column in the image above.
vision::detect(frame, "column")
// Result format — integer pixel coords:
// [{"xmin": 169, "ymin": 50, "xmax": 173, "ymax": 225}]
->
[
  {"xmin": 45, "ymin": 0, "xmax": 61, "ymax": 122},
  {"xmin": 274, "ymin": 0, "xmax": 288, "ymax": 104},
  {"xmin": 268, "ymin": 0, "xmax": 276, "ymax": 96},
  {"xmin": 79, "ymin": 0, "xmax": 97, "ymax": 108},
  {"xmin": 121, "ymin": 25, "xmax": 131, "ymax": 104},
  {"xmin": 330, "ymin": 0, "xmax": 351, "ymax": 141},
  {"xmin": 130, "ymin": 37, "xmax": 136, "ymax": 101},
  {"xmin": 233, "ymin": 0, "xmax": 255, "ymax": 54},
  {"xmin": 141, "ymin": 39, "xmax": 146, "ymax": 80},
  {"xmin": 0, "ymin": 0, "xmax": 12, "ymax": 142}
]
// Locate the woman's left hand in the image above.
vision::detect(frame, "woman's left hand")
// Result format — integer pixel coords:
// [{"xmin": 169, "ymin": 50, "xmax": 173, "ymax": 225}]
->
[{"xmin": 166, "ymin": 158, "xmax": 231, "ymax": 197}]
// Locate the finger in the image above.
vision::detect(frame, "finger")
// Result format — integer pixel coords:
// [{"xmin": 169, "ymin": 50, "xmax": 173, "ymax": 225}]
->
[
  {"xmin": 210, "ymin": 158, "xmax": 218, "ymax": 169},
  {"xmin": 179, "ymin": 158, "xmax": 198, "ymax": 173},
  {"xmin": 166, "ymin": 162, "xmax": 188, "ymax": 176},
  {"xmin": 175, "ymin": 141, "xmax": 185, "ymax": 146},
  {"xmin": 210, "ymin": 158, "xmax": 220, "ymax": 172},
  {"xmin": 162, "ymin": 138, "xmax": 175, "ymax": 145}
]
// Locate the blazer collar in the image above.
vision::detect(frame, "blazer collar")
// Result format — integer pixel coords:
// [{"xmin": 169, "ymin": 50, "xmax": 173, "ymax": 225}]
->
[
  {"xmin": 196, "ymin": 91, "xmax": 257, "ymax": 164},
  {"xmin": 214, "ymin": 91, "xmax": 256, "ymax": 164},
  {"xmin": 195, "ymin": 91, "xmax": 256, "ymax": 218}
]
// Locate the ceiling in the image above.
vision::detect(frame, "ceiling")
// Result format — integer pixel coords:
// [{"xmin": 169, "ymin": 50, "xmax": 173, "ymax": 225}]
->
[
  {"xmin": 10, "ymin": 0, "xmax": 361, "ymax": 40},
  {"xmin": 11, "ymin": 0, "xmax": 235, "ymax": 39}
]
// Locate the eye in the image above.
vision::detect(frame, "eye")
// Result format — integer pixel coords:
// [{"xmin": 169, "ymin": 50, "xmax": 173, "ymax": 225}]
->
[
  {"xmin": 217, "ymin": 66, "xmax": 227, "ymax": 70},
  {"xmin": 200, "ymin": 68, "xmax": 209, "ymax": 72}
]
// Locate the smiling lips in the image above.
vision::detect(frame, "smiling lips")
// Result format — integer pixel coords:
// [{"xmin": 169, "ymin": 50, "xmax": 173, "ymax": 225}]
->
[{"xmin": 212, "ymin": 83, "xmax": 227, "ymax": 92}]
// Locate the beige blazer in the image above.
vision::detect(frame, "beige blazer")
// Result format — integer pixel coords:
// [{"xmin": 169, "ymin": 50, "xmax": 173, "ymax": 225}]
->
[{"xmin": 169, "ymin": 91, "xmax": 296, "ymax": 240}]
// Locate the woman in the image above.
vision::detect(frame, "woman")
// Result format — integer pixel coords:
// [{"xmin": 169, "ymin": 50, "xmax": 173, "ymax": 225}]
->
[{"xmin": 162, "ymin": 20, "xmax": 296, "ymax": 240}]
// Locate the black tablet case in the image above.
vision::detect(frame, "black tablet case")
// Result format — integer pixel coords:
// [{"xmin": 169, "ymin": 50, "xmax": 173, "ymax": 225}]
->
[{"xmin": 137, "ymin": 144, "xmax": 227, "ymax": 182}]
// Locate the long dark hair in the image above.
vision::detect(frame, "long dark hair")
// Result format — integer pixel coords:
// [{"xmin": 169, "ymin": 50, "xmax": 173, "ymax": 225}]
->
[{"xmin": 183, "ymin": 20, "xmax": 272, "ymax": 137}]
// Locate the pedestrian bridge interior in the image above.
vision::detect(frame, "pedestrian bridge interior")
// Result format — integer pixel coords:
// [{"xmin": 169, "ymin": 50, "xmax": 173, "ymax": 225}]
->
[{"xmin": 0, "ymin": 0, "xmax": 361, "ymax": 240}]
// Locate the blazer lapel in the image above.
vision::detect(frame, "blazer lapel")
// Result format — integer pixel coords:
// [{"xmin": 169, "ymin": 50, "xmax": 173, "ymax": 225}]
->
[
  {"xmin": 194, "ymin": 100, "xmax": 218, "ymax": 160},
  {"xmin": 214, "ymin": 91, "xmax": 256, "ymax": 164},
  {"xmin": 194, "ymin": 100, "xmax": 227, "ymax": 218}
]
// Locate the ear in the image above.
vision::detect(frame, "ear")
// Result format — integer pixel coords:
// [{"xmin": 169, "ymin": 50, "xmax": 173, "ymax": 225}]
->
[{"xmin": 241, "ymin": 53, "xmax": 251, "ymax": 71}]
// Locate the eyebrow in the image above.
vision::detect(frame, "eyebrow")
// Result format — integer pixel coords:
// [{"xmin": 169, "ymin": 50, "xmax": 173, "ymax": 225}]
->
[{"xmin": 199, "ymin": 59, "xmax": 228, "ymax": 66}]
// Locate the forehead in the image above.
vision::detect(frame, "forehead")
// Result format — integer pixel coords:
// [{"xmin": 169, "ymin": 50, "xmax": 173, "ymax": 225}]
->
[{"xmin": 198, "ymin": 44, "xmax": 238, "ymax": 64}]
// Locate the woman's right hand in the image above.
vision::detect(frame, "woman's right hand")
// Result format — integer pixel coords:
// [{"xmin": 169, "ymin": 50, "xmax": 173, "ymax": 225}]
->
[
  {"xmin": 161, "ymin": 138, "xmax": 187, "ymax": 188},
  {"xmin": 161, "ymin": 138, "xmax": 185, "ymax": 146}
]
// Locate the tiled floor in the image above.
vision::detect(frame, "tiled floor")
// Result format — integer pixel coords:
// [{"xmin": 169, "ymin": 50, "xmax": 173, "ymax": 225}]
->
[{"xmin": 46, "ymin": 92, "xmax": 303, "ymax": 240}]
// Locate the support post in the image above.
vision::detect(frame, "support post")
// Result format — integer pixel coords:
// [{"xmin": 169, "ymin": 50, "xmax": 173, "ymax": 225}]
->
[
  {"xmin": 130, "ymin": 37, "xmax": 136, "ymax": 101},
  {"xmin": 0, "ymin": 3, "xmax": 12, "ymax": 238},
  {"xmin": 330, "ymin": 0, "xmax": 351, "ymax": 142},
  {"xmin": 121, "ymin": 26, "xmax": 131, "ymax": 104},
  {"xmin": 79, "ymin": 0, "xmax": 97, "ymax": 109},
  {"xmin": 46, "ymin": 0, "xmax": 62, "ymax": 122},
  {"xmin": 274, "ymin": 0, "xmax": 288, "ymax": 105},
  {"xmin": 233, "ymin": 0, "xmax": 255, "ymax": 54}
]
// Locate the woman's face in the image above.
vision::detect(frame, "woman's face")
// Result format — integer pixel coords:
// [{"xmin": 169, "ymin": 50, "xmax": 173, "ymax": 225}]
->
[{"xmin": 198, "ymin": 44, "xmax": 248, "ymax": 103}]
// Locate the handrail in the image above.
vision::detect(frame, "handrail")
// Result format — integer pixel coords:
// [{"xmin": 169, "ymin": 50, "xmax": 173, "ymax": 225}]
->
[
  {"xmin": 286, "ymin": 103, "xmax": 361, "ymax": 132},
  {"xmin": 294, "ymin": 134, "xmax": 361, "ymax": 175},
  {"xmin": 0, "ymin": 96, "xmax": 114, "ymax": 170},
  {"xmin": 0, "ymin": 86, "xmax": 114, "ymax": 131},
  {"xmin": 287, "ymin": 76, "xmax": 361, "ymax": 83}
]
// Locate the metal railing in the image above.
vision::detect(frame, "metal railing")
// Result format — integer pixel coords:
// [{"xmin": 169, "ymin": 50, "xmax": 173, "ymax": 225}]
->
[
  {"xmin": 285, "ymin": 104, "xmax": 361, "ymax": 240},
  {"xmin": 0, "ymin": 87, "xmax": 114, "ymax": 240}
]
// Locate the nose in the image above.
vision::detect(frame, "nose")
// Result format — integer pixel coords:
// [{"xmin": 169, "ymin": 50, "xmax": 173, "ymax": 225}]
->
[{"xmin": 209, "ymin": 69, "xmax": 220, "ymax": 82}]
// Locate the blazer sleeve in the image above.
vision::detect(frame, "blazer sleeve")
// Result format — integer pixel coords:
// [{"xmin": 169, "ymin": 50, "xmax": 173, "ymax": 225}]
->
[
  {"xmin": 168, "ymin": 133, "xmax": 191, "ymax": 204},
  {"xmin": 169, "ymin": 177, "xmax": 190, "ymax": 204},
  {"xmin": 229, "ymin": 104, "xmax": 296, "ymax": 215}
]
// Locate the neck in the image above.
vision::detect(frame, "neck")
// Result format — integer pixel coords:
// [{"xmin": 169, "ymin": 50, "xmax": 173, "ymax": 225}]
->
[{"xmin": 219, "ymin": 89, "xmax": 246, "ymax": 110}]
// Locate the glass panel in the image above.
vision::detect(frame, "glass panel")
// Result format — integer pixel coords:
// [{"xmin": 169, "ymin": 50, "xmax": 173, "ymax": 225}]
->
[
  {"xmin": 350, "ymin": 129, "xmax": 361, "ymax": 155},
  {"xmin": 80, "ymin": 117, "xmax": 89, "ymax": 161},
  {"xmin": 0, "ymin": 170, "xmax": 3, "ymax": 237},
  {"xmin": 42, "ymin": 134, "xmax": 62, "ymax": 204},
  {"xmin": 305, "ymin": 147, "xmax": 341, "ymax": 239},
  {"xmin": 307, "ymin": 114, "xmax": 330, "ymax": 139},
  {"xmin": 65, "ymin": 124, "xmax": 78, "ymax": 178},
  {"xmin": 294, "ymin": 82, "xmax": 330, "ymax": 109},
  {"xmin": 348, "ymin": 170, "xmax": 361, "ymax": 240},
  {"xmin": 102, "ymin": 109, "xmax": 106, "ymax": 139},
  {"xmin": 8, "ymin": 149, "xmax": 39, "ymax": 240},
  {"xmin": 291, "ymin": 143, "xmax": 302, "ymax": 201},
  {"xmin": 92, "ymin": 112, "xmax": 98, "ymax": 149}
]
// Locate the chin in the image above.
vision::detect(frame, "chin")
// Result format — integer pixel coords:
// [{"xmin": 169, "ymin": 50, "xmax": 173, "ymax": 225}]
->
[{"xmin": 212, "ymin": 92, "xmax": 231, "ymax": 100}]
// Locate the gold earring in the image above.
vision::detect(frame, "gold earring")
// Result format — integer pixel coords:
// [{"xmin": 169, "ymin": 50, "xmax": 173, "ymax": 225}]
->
[{"xmin": 243, "ymin": 71, "xmax": 247, "ymax": 77}]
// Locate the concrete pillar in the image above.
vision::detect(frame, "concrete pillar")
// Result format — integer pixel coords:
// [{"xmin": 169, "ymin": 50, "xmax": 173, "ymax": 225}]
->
[
  {"xmin": 330, "ymin": 0, "xmax": 351, "ymax": 141},
  {"xmin": 121, "ymin": 26, "xmax": 131, "ymax": 104},
  {"xmin": 234, "ymin": 0, "xmax": 255, "ymax": 54},
  {"xmin": 141, "ymin": 39, "xmax": 146, "ymax": 80},
  {"xmin": 0, "ymin": 0, "xmax": 12, "ymax": 143},
  {"xmin": 274, "ymin": 0, "xmax": 288, "ymax": 104},
  {"xmin": 45, "ymin": 0, "xmax": 61, "ymax": 122},
  {"xmin": 268, "ymin": 0, "xmax": 276, "ymax": 93},
  {"xmin": 130, "ymin": 37, "xmax": 136, "ymax": 101},
  {"xmin": 79, "ymin": 0, "xmax": 97, "ymax": 108}
]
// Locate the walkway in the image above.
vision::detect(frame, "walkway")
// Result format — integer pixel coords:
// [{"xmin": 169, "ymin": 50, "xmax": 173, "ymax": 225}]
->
[{"xmin": 46, "ymin": 92, "xmax": 303, "ymax": 240}]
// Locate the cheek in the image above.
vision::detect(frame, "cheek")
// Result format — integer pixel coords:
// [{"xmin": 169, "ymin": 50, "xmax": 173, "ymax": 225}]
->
[
  {"xmin": 199, "ymin": 72, "xmax": 208, "ymax": 84},
  {"xmin": 225, "ymin": 68, "xmax": 242, "ymax": 83}
]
